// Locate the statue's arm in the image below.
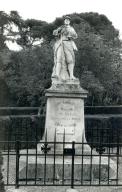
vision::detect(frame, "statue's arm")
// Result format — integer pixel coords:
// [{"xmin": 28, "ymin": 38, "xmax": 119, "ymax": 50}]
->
[
  {"xmin": 53, "ymin": 26, "xmax": 63, "ymax": 36},
  {"xmin": 68, "ymin": 27, "xmax": 78, "ymax": 40}
]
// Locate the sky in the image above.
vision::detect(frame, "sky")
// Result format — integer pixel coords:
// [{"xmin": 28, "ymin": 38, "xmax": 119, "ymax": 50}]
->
[{"xmin": 1, "ymin": 0, "xmax": 122, "ymax": 50}]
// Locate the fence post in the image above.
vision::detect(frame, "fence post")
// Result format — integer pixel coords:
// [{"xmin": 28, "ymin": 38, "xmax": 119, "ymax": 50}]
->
[
  {"xmin": 71, "ymin": 141, "xmax": 75, "ymax": 189},
  {"xmin": 15, "ymin": 140, "xmax": 20, "ymax": 188},
  {"xmin": 116, "ymin": 126, "xmax": 120, "ymax": 185}
]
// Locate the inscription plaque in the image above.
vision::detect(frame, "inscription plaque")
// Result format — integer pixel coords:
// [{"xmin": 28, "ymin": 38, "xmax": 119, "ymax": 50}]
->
[
  {"xmin": 50, "ymin": 98, "xmax": 82, "ymax": 135},
  {"xmin": 45, "ymin": 96, "xmax": 85, "ymax": 146}
]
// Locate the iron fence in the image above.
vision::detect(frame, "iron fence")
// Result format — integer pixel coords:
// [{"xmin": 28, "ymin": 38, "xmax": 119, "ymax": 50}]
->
[
  {"xmin": 1, "ymin": 138, "xmax": 122, "ymax": 188},
  {"xmin": 0, "ymin": 107, "xmax": 122, "ymax": 188},
  {"xmin": 0, "ymin": 114, "xmax": 122, "ymax": 152}
]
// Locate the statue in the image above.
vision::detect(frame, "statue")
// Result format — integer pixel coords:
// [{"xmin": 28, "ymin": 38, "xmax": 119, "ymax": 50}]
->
[{"xmin": 52, "ymin": 16, "xmax": 78, "ymax": 81}]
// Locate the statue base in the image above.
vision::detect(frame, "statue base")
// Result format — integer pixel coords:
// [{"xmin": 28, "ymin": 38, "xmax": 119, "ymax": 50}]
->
[
  {"xmin": 43, "ymin": 78, "xmax": 88, "ymax": 151},
  {"xmin": 19, "ymin": 150, "xmax": 117, "ymax": 184}
]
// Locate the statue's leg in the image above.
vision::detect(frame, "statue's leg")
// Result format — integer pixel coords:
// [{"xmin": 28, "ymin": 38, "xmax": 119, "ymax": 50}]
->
[
  {"xmin": 56, "ymin": 62, "xmax": 61, "ymax": 77},
  {"xmin": 55, "ymin": 47, "xmax": 62, "ymax": 78},
  {"xmin": 68, "ymin": 63, "xmax": 76, "ymax": 80},
  {"xmin": 64, "ymin": 45, "xmax": 76, "ymax": 80}
]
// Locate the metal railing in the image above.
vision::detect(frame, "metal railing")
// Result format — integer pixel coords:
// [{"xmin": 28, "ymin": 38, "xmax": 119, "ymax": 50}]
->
[
  {"xmin": 0, "ymin": 107, "xmax": 122, "ymax": 188},
  {"xmin": 1, "ymin": 138, "xmax": 122, "ymax": 188},
  {"xmin": 0, "ymin": 114, "xmax": 122, "ymax": 152}
]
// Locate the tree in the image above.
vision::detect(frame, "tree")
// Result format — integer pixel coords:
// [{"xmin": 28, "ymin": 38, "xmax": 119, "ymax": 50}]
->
[
  {"xmin": 2, "ymin": 11, "xmax": 122, "ymax": 106},
  {"xmin": 5, "ymin": 43, "xmax": 53, "ymax": 107}
]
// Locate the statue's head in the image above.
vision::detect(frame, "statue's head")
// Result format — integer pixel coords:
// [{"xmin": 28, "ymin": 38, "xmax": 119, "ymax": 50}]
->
[{"xmin": 64, "ymin": 15, "xmax": 71, "ymax": 25}]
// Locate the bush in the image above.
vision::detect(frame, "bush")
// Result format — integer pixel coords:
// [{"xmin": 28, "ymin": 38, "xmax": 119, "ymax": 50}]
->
[{"xmin": 0, "ymin": 152, "xmax": 5, "ymax": 192}]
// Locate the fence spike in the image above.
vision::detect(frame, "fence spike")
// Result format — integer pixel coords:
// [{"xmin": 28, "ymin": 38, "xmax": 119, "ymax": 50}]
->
[
  {"xmin": 54, "ymin": 128, "xmax": 56, "ymax": 142},
  {"xmin": 63, "ymin": 128, "xmax": 65, "ymax": 143}
]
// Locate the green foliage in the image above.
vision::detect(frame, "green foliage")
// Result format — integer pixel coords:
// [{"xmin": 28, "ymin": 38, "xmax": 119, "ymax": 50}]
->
[
  {"xmin": 5, "ymin": 43, "xmax": 53, "ymax": 107},
  {"xmin": 0, "ymin": 11, "xmax": 10, "ymax": 50},
  {"xmin": 71, "ymin": 13, "xmax": 122, "ymax": 105},
  {"xmin": 0, "ymin": 152, "xmax": 5, "ymax": 192},
  {"xmin": 0, "ymin": 11, "xmax": 122, "ymax": 107}
]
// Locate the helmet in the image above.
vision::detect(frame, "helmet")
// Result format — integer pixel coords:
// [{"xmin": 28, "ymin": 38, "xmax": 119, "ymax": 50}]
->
[{"xmin": 63, "ymin": 15, "xmax": 71, "ymax": 21}]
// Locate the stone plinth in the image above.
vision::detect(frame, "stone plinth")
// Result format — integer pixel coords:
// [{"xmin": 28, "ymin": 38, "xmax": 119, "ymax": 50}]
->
[
  {"xmin": 43, "ymin": 79, "xmax": 88, "ymax": 151},
  {"xmin": 19, "ymin": 153, "xmax": 117, "ymax": 183}
]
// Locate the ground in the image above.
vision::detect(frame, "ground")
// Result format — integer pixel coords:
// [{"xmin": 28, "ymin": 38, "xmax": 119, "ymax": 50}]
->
[{"xmin": 4, "ymin": 186, "xmax": 122, "ymax": 192}]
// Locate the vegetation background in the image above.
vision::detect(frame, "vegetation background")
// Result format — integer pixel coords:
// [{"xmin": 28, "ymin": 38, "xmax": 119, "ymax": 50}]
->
[{"xmin": 0, "ymin": 11, "xmax": 121, "ymax": 111}]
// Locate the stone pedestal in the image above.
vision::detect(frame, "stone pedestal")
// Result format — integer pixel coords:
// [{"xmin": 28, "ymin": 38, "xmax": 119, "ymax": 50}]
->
[
  {"xmin": 19, "ymin": 151, "xmax": 117, "ymax": 183},
  {"xmin": 19, "ymin": 79, "xmax": 116, "ymax": 185},
  {"xmin": 42, "ymin": 79, "xmax": 88, "ymax": 151}
]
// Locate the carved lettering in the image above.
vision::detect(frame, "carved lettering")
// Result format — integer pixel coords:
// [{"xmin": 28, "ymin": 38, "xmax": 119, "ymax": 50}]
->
[{"xmin": 51, "ymin": 99, "xmax": 82, "ymax": 134}]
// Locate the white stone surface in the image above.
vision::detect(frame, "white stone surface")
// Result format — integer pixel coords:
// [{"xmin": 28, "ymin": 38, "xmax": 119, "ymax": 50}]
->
[
  {"xmin": 44, "ymin": 97, "xmax": 85, "ymax": 150},
  {"xmin": 66, "ymin": 189, "xmax": 79, "ymax": 192},
  {"xmin": 19, "ymin": 154, "xmax": 117, "ymax": 181}
]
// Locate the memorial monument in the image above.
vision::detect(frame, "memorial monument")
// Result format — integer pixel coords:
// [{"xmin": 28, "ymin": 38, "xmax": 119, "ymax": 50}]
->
[
  {"xmin": 19, "ymin": 16, "xmax": 116, "ymax": 185},
  {"xmin": 44, "ymin": 15, "xmax": 88, "ymax": 151},
  {"xmin": 39, "ymin": 15, "xmax": 116, "ymax": 181}
]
